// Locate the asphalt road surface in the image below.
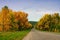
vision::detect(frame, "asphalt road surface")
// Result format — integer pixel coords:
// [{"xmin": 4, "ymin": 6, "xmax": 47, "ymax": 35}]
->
[{"xmin": 23, "ymin": 28, "xmax": 60, "ymax": 40}]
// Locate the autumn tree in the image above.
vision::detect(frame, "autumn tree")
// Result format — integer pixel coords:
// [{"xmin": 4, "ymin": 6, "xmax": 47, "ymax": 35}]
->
[
  {"xmin": 14, "ymin": 11, "xmax": 32, "ymax": 30},
  {"xmin": 0, "ymin": 6, "xmax": 32, "ymax": 31},
  {"xmin": 1, "ymin": 6, "xmax": 11, "ymax": 31},
  {"xmin": 36, "ymin": 13, "xmax": 60, "ymax": 32}
]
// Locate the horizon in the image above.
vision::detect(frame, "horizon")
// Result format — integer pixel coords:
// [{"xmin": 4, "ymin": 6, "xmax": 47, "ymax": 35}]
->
[{"xmin": 0, "ymin": 0, "xmax": 60, "ymax": 21}]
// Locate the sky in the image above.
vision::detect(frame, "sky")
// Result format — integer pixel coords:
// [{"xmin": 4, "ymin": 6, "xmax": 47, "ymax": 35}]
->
[{"xmin": 0, "ymin": 0, "xmax": 60, "ymax": 21}]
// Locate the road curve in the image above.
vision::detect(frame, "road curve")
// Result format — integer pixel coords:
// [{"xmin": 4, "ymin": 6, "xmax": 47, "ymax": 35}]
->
[{"xmin": 23, "ymin": 28, "xmax": 60, "ymax": 40}]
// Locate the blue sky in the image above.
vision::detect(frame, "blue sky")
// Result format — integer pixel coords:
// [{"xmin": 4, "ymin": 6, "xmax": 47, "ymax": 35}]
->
[{"xmin": 0, "ymin": 0, "xmax": 60, "ymax": 21}]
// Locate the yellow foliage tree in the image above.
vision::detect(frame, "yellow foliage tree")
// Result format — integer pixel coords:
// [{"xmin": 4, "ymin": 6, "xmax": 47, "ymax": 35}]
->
[{"xmin": 0, "ymin": 6, "xmax": 32, "ymax": 31}]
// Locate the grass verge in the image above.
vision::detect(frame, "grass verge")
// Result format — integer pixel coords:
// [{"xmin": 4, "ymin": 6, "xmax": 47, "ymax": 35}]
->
[
  {"xmin": 37, "ymin": 29, "xmax": 60, "ymax": 35},
  {"xmin": 0, "ymin": 30, "xmax": 31, "ymax": 40}
]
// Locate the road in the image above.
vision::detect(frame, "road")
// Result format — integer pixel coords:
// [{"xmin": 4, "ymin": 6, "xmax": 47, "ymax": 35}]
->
[{"xmin": 23, "ymin": 28, "xmax": 60, "ymax": 40}]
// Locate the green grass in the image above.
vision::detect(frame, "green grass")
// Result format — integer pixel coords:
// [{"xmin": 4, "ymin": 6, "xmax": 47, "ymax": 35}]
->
[
  {"xmin": 37, "ymin": 29, "xmax": 60, "ymax": 35},
  {"xmin": 0, "ymin": 30, "xmax": 31, "ymax": 40}
]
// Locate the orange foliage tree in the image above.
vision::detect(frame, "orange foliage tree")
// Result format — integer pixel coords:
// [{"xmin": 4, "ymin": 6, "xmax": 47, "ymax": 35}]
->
[{"xmin": 0, "ymin": 6, "xmax": 32, "ymax": 31}]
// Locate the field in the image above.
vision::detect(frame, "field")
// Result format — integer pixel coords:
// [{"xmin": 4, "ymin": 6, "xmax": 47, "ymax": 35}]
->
[{"xmin": 0, "ymin": 30, "xmax": 30, "ymax": 40}]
